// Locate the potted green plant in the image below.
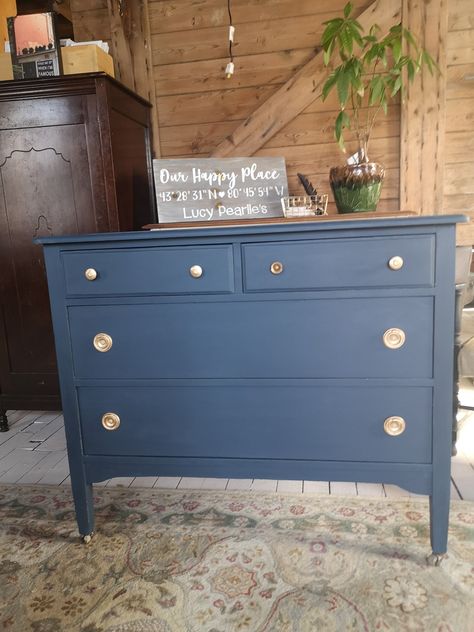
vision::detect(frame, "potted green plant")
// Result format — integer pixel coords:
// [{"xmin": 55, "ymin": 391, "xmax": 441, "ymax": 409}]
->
[{"xmin": 321, "ymin": 2, "xmax": 437, "ymax": 213}]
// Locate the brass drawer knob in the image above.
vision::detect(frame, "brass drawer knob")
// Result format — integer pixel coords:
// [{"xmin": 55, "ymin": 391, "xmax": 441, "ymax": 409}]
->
[
  {"xmin": 270, "ymin": 261, "xmax": 284, "ymax": 275},
  {"xmin": 84, "ymin": 268, "xmax": 98, "ymax": 281},
  {"xmin": 384, "ymin": 416, "xmax": 406, "ymax": 436},
  {"xmin": 93, "ymin": 333, "xmax": 113, "ymax": 352},
  {"xmin": 383, "ymin": 328, "xmax": 406, "ymax": 349},
  {"xmin": 388, "ymin": 256, "xmax": 404, "ymax": 271},
  {"xmin": 190, "ymin": 265, "xmax": 203, "ymax": 278},
  {"xmin": 102, "ymin": 412, "xmax": 120, "ymax": 431}
]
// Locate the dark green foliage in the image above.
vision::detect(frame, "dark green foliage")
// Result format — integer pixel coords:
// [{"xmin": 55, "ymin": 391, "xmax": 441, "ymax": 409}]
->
[{"xmin": 321, "ymin": 2, "xmax": 438, "ymax": 154}]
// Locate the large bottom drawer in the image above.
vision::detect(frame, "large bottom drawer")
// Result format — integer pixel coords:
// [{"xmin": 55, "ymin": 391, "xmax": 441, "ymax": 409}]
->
[{"xmin": 77, "ymin": 385, "xmax": 432, "ymax": 464}]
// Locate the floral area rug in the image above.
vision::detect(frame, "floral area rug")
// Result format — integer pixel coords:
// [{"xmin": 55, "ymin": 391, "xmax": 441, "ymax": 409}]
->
[{"xmin": 0, "ymin": 484, "xmax": 473, "ymax": 632}]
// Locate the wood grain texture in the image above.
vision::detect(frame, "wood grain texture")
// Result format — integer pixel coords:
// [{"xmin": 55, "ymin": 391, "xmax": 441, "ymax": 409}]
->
[
  {"xmin": 211, "ymin": 0, "xmax": 401, "ymax": 158},
  {"xmin": 151, "ymin": 10, "xmax": 367, "ymax": 65},
  {"xmin": 444, "ymin": 0, "xmax": 474, "ymax": 230},
  {"xmin": 155, "ymin": 48, "xmax": 317, "ymax": 97},
  {"xmin": 53, "ymin": 0, "xmax": 73, "ymax": 23},
  {"xmin": 160, "ymin": 106, "xmax": 400, "ymax": 157},
  {"xmin": 255, "ymin": 136, "xmax": 400, "ymax": 176},
  {"xmin": 456, "ymin": 221, "xmax": 474, "ymax": 246},
  {"xmin": 445, "ymin": 132, "xmax": 474, "ymax": 164},
  {"xmin": 157, "ymin": 85, "xmax": 282, "ymax": 127},
  {"xmin": 446, "ymin": 63, "xmax": 474, "ymax": 99},
  {"xmin": 448, "ymin": 0, "xmax": 474, "ymax": 32},
  {"xmin": 107, "ymin": 0, "xmax": 161, "ymax": 156},
  {"xmin": 70, "ymin": 0, "xmax": 111, "ymax": 44},
  {"xmin": 147, "ymin": 0, "xmax": 402, "ymax": 213},
  {"xmin": 148, "ymin": 0, "xmax": 373, "ymax": 34},
  {"xmin": 445, "ymin": 164, "xmax": 474, "ymax": 195},
  {"xmin": 107, "ymin": 0, "xmax": 135, "ymax": 88},
  {"xmin": 447, "ymin": 29, "xmax": 474, "ymax": 66},
  {"xmin": 400, "ymin": 0, "xmax": 448, "ymax": 215},
  {"xmin": 444, "ymin": 195, "xmax": 474, "ymax": 212},
  {"xmin": 446, "ymin": 97, "xmax": 474, "ymax": 132},
  {"xmin": 73, "ymin": 0, "xmax": 473, "ymax": 235}
]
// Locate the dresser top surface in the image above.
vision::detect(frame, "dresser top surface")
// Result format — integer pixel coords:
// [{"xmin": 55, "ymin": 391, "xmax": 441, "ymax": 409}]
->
[{"xmin": 37, "ymin": 213, "xmax": 467, "ymax": 247}]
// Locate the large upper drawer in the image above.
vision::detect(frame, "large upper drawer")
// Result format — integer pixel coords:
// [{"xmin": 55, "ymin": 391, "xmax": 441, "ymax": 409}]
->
[
  {"xmin": 62, "ymin": 245, "xmax": 234, "ymax": 296},
  {"xmin": 242, "ymin": 234, "xmax": 435, "ymax": 292},
  {"xmin": 78, "ymin": 385, "xmax": 432, "ymax": 464},
  {"xmin": 69, "ymin": 296, "xmax": 433, "ymax": 379}
]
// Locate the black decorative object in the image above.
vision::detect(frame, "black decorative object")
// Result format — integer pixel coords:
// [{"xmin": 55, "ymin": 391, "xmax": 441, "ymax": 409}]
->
[{"xmin": 297, "ymin": 173, "xmax": 318, "ymax": 196}]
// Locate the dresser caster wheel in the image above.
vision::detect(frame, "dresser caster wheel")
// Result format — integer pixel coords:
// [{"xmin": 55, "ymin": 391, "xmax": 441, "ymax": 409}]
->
[
  {"xmin": 82, "ymin": 532, "xmax": 95, "ymax": 544},
  {"xmin": 426, "ymin": 553, "xmax": 445, "ymax": 566}
]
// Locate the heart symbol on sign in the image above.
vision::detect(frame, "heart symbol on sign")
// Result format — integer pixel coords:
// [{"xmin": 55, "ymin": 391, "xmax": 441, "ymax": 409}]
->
[{"xmin": 218, "ymin": 191, "xmax": 226, "ymax": 198}]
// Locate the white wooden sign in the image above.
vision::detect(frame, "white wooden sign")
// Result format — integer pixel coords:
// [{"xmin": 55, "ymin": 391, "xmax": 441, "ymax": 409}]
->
[{"xmin": 153, "ymin": 157, "xmax": 288, "ymax": 223}]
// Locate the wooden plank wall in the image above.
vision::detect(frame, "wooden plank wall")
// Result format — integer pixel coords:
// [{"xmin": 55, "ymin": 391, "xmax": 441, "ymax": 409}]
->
[
  {"xmin": 71, "ymin": 0, "xmax": 473, "ymax": 224},
  {"xmin": 444, "ymin": 0, "xmax": 474, "ymax": 243},
  {"xmin": 150, "ymin": 0, "xmax": 399, "ymax": 214},
  {"xmin": 70, "ymin": 0, "xmax": 111, "ymax": 48}
]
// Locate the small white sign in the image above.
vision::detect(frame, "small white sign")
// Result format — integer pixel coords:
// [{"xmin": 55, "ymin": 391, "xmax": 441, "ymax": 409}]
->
[{"xmin": 153, "ymin": 157, "xmax": 288, "ymax": 223}]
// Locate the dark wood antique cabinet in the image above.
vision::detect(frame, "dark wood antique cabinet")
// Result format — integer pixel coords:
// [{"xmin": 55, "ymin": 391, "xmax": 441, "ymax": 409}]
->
[{"xmin": 0, "ymin": 73, "xmax": 156, "ymax": 430}]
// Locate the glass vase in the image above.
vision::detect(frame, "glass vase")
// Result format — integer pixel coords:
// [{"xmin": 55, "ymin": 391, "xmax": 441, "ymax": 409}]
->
[{"xmin": 329, "ymin": 161, "xmax": 385, "ymax": 214}]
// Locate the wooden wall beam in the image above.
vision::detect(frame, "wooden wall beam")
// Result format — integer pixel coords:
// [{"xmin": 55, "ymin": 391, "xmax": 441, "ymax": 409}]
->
[
  {"xmin": 212, "ymin": 0, "xmax": 401, "ymax": 158},
  {"xmin": 107, "ymin": 0, "xmax": 161, "ymax": 157},
  {"xmin": 53, "ymin": 0, "xmax": 72, "ymax": 23},
  {"xmin": 399, "ymin": 0, "xmax": 448, "ymax": 214}
]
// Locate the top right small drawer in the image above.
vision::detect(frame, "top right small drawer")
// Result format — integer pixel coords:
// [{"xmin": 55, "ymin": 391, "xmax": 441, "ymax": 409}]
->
[{"xmin": 242, "ymin": 234, "xmax": 435, "ymax": 292}]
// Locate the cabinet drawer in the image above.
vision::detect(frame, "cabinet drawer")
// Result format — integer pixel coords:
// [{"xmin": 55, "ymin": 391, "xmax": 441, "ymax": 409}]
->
[
  {"xmin": 78, "ymin": 385, "xmax": 432, "ymax": 464},
  {"xmin": 62, "ymin": 245, "xmax": 234, "ymax": 295},
  {"xmin": 242, "ymin": 235, "xmax": 435, "ymax": 292},
  {"xmin": 69, "ymin": 296, "xmax": 433, "ymax": 379}
]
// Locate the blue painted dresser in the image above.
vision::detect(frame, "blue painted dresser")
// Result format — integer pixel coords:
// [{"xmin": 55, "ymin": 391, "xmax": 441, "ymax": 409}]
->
[{"xmin": 38, "ymin": 214, "xmax": 465, "ymax": 562}]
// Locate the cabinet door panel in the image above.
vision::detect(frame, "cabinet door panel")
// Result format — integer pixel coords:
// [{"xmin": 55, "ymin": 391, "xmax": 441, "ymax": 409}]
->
[{"xmin": 0, "ymin": 125, "xmax": 95, "ymax": 400}]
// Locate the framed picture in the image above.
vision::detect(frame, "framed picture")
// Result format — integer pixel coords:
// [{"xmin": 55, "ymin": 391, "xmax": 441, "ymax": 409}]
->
[{"xmin": 7, "ymin": 12, "xmax": 62, "ymax": 80}]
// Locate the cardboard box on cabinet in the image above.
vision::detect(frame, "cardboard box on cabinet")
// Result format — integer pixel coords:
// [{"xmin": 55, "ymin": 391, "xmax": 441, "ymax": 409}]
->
[{"xmin": 61, "ymin": 44, "xmax": 114, "ymax": 77}]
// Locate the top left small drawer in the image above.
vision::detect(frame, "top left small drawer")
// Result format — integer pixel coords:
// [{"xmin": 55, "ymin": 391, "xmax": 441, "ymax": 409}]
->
[{"xmin": 62, "ymin": 245, "xmax": 235, "ymax": 296}]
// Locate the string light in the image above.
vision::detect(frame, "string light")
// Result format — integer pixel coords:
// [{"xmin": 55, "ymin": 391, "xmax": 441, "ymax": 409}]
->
[{"xmin": 225, "ymin": 0, "xmax": 235, "ymax": 78}]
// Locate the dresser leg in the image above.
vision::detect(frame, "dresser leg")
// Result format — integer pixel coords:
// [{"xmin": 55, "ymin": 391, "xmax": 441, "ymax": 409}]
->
[
  {"xmin": 428, "ymin": 490, "xmax": 449, "ymax": 563},
  {"xmin": 426, "ymin": 552, "xmax": 445, "ymax": 566},
  {"xmin": 0, "ymin": 409, "xmax": 9, "ymax": 432},
  {"xmin": 71, "ymin": 480, "xmax": 95, "ymax": 539}
]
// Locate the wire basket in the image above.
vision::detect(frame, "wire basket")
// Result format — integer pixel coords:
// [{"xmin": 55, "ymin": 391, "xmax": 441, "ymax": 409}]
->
[{"xmin": 281, "ymin": 194, "xmax": 328, "ymax": 218}]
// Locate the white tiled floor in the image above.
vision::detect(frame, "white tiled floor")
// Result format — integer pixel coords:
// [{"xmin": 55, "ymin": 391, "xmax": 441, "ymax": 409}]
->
[{"xmin": 1, "ymin": 397, "xmax": 473, "ymax": 499}]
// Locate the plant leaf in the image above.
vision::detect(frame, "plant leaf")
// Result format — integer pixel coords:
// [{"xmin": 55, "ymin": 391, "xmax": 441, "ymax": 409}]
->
[
  {"xmin": 339, "ymin": 26, "xmax": 353, "ymax": 57},
  {"xmin": 403, "ymin": 27, "xmax": 418, "ymax": 50},
  {"xmin": 335, "ymin": 109, "xmax": 351, "ymax": 149},
  {"xmin": 390, "ymin": 74, "xmax": 402, "ymax": 96},
  {"xmin": 337, "ymin": 68, "xmax": 351, "ymax": 107},
  {"xmin": 321, "ymin": 19, "xmax": 343, "ymax": 48},
  {"xmin": 343, "ymin": 1, "xmax": 352, "ymax": 18},
  {"xmin": 349, "ymin": 22, "xmax": 364, "ymax": 47},
  {"xmin": 323, "ymin": 39, "xmax": 335, "ymax": 66},
  {"xmin": 321, "ymin": 69, "xmax": 339, "ymax": 100},
  {"xmin": 369, "ymin": 75, "xmax": 384, "ymax": 105},
  {"xmin": 391, "ymin": 38, "xmax": 401, "ymax": 62}
]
